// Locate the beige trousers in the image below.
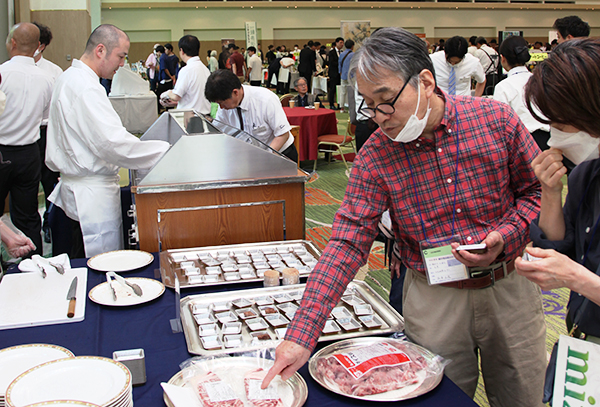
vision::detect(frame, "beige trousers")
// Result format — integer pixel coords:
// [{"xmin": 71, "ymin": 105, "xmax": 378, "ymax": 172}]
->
[{"xmin": 403, "ymin": 268, "xmax": 547, "ymax": 407}]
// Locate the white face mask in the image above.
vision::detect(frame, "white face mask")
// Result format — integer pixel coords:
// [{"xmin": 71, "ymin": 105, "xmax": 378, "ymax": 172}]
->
[
  {"xmin": 0, "ymin": 90, "xmax": 6, "ymax": 116},
  {"xmin": 33, "ymin": 48, "xmax": 41, "ymax": 58},
  {"xmin": 388, "ymin": 78, "xmax": 432, "ymax": 143},
  {"xmin": 548, "ymin": 126, "xmax": 600, "ymax": 166}
]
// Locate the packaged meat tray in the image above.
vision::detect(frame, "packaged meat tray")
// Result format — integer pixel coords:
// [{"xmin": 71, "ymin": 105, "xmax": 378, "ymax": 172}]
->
[
  {"xmin": 163, "ymin": 356, "xmax": 307, "ymax": 407},
  {"xmin": 309, "ymin": 337, "xmax": 448, "ymax": 401}
]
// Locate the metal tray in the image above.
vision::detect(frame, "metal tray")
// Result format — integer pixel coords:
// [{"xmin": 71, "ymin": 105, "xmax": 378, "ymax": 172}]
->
[
  {"xmin": 180, "ymin": 280, "xmax": 404, "ymax": 356},
  {"xmin": 308, "ymin": 337, "xmax": 444, "ymax": 402},
  {"xmin": 163, "ymin": 356, "xmax": 308, "ymax": 407},
  {"xmin": 160, "ymin": 240, "xmax": 321, "ymax": 289}
]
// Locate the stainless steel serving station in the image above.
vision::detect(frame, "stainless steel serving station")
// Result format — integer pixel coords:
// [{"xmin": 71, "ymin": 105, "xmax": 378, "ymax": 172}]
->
[{"xmin": 129, "ymin": 110, "xmax": 308, "ymax": 253}]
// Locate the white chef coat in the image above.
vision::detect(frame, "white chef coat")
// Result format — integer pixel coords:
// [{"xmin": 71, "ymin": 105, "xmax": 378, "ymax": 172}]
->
[
  {"xmin": 475, "ymin": 44, "xmax": 499, "ymax": 74},
  {"xmin": 430, "ymin": 51, "xmax": 485, "ymax": 96},
  {"xmin": 247, "ymin": 54, "xmax": 263, "ymax": 82},
  {"xmin": 171, "ymin": 56, "xmax": 211, "ymax": 115},
  {"xmin": 215, "ymin": 85, "xmax": 293, "ymax": 152},
  {"xmin": 493, "ymin": 66, "xmax": 550, "ymax": 134},
  {"xmin": 36, "ymin": 55, "xmax": 63, "ymax": 126},
  {"xmin": 46, "ymin": 59, "xmax": 170, "ymax": 257},
  {"xmin": 0, "ymin": 91, "xmax": 5, "ymax": 116},
  {"xmin": 36, "ymin": 55, "xmax": 63, "ymax": 83},
  {"xmin": 0, "ymin": 56, "xmax": 53, "ymax": 145}
]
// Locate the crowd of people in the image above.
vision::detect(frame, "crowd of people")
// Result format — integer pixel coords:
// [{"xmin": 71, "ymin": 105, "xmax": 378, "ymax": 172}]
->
[{"xmin": 2, "ymin": 14, "xmax": 600, "ymax": 407}]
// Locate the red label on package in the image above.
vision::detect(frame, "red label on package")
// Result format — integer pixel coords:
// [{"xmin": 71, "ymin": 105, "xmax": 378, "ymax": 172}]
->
[{"xmin": 332, "ymin": 342, "xmax": 411, "ymax": 379}]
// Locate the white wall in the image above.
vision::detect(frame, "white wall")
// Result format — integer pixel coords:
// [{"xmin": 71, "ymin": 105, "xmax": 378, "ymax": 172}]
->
[{"xmin": 101, "ymin": 5, "xmax": 600, "ymax": 43}]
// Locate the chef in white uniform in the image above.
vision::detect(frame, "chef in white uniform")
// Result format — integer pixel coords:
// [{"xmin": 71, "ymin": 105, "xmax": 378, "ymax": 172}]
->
[{"xmin": 46, "ymin": 24, "xmax": 170, "ymax": 258}]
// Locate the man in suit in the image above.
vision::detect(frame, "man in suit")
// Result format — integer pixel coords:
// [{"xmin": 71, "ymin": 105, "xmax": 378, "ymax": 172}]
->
[
  {"xmin": 218, "ymin": 45, "xmax": 230, "ymax": 70},
  {"xmin": 292, "ymin": 77, "xmax": 320, "ymax": 107},
  {"xmin": 298, "ymin": 41, "xmax": 316, "ymax": 84},
  {"xmin": 327, "ymin": 37, "xmax": 344, "ymax": 110}
]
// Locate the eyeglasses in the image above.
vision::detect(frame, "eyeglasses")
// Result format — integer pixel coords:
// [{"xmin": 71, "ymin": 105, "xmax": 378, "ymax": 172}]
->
[{"xmin": 358, "ymin": 76, "xmax": 413, "ymax": 119}]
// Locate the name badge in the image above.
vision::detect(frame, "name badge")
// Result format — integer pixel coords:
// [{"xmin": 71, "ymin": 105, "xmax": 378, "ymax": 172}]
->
[{"xmin": 421, "ymin": 244, "xmax": 468, "ymax": 285}]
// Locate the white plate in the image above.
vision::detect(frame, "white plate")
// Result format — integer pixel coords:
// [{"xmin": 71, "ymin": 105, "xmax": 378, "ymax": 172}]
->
[
  {"xmin": 88, "ymin": 278, "xmax": 165, "ymax": 307},
  {"xmin": 163, "ymin": 356, "xmax": 307, "ymax": 407},
  {"xmin": 5, "ymin": 356, "xmax": 131, "ymax": 407},
  {"xmin": 87, "ymin": 250, "xmax": 153, "ymax": 273},
  {"xmin": 0, "ymin": 344, "xmax": 74, "ymax": 396}
]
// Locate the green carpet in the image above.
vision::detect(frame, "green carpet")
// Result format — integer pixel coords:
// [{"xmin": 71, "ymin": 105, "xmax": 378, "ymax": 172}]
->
[{"xmin": 304, "ymin": 121, "xmax": 570, "ymax": 407}]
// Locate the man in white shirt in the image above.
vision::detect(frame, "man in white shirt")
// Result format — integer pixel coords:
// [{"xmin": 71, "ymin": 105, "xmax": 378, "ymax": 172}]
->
[
  {"xmin": 46, "ymin": 24, "xmax": 170, "ymax": 258},
  {"xmin": 160, "ymin": 35, "xmax": 211, "ymax": 115},
  {"xmin": 246, "ymin": 46, "xmax": 263, "ymax": 87},
  {"xmin": 467, "ymin": 36, "xmax": 478, "ymax": 56},
  {"xmin": 205, "ymin": 69, "xmax": 297, "ymax": 162},
  {"xmin": 32, "ymin": 22, "xmax": 63, "ymax": 244},
  {"xmin": 430, "ymin": 36, "xmax": 486, "ymax": 97},
  {"xmin": 33, "ymin": 23, "xmax": 63, "ymax": 82},
  {"xmin": 475, "ymin": 37, "xmax": 500, "ymax": 95},
  {"xmin": 0, "ymin": 22, "xmax": 53, "ymax": 256}
]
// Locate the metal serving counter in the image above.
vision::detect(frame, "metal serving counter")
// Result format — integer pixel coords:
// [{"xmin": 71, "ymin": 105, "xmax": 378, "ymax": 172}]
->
[{"xmin": 130, "ymin": 111, "xmax": 307, "ymax": 252}]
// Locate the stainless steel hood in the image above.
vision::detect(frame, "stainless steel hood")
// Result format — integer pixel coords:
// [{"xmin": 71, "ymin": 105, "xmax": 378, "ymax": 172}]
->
[{"xmin": 131, "ymin": 110, "xmax": 306, "ymax": 194}]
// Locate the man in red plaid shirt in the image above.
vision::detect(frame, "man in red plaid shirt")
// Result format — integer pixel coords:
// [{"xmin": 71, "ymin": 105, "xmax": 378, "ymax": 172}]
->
[{"xmin": 263, "ymin": 28, "xmax": 546, "ymax": 406}]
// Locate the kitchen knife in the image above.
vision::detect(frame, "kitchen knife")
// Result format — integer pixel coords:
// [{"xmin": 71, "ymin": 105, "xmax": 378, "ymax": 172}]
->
[{"xmin": 66, "ymin": 277, "xmax": 78, "ymax": 318}]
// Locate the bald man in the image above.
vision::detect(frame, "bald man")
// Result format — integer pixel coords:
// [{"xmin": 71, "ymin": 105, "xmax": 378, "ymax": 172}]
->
[
  {"xmin": 46, "ymin": 24, "xmax": 169, "ymax": 258},
  {"xmin": 0, "ymin": 22, "xmax": 54, "ymax": 256}
]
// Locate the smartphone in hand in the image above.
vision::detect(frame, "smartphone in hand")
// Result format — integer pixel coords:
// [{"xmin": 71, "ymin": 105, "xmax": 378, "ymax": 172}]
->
[{"xmin": 455, "ymin": 243, "xmax": 488, "ymax": 254}]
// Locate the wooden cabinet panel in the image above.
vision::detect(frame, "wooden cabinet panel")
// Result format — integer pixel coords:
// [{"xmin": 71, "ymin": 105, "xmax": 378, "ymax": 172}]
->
[{"xmin": 135, "ymin": 182, "xmax": 305, "ymax": 252}]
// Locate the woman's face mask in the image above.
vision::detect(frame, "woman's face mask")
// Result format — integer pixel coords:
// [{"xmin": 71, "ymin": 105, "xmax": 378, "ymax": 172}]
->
[{"xmin": 548, "ymin": 126, "xmax": 600, "ymax": 166}]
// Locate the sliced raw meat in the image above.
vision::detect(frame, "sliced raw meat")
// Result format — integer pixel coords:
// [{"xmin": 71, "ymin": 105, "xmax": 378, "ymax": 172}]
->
[
  {"xmin": 244, "ymin": 368, "xmax": 284, "ymax": 407},
  {"xmin": 196, "ymin": 371, "xmax": 244, "ymax": 407},
  {"xmin": 315, "ymin": 341, "xmax": 429, "ymax": 397}
]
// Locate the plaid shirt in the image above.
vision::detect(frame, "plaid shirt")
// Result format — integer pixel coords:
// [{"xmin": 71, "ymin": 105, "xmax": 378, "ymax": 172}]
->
[{"xmin": 286, "ymin": 91, "xmax": 541, "ymax": 350}]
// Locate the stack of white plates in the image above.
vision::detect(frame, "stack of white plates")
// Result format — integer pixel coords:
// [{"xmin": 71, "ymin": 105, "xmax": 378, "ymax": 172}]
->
[
  {"xmin": 5, "ymin": 356, "xmax": 132, "ymax": 407},
  {"xmin": 23, "ymin": 402, "xmax": 100, "ymax": 407},
  {"xmin": 0, "ymin": 344, "xmax": 74, "ymax": 407}
]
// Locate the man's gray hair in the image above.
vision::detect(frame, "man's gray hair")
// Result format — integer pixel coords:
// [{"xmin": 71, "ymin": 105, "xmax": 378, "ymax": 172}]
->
[
  {"xmin": 84, "ymin": 24, "xmax": 129, "ymax": 55},
  {"xmin": 293, "ymin": 77, "xmax": 308, "ymax": 88},
  {"xmin": 349, "ymin": 27, "xmax": 435, "ymax": 90}
]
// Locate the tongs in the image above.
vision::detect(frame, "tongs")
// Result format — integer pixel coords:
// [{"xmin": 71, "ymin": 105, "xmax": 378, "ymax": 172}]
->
[
  {"xmin": 32, "ymin": 255, "xmax": 65, "ymax": 276},
  {"xmin": 106, "ymin": 273, "xmax": 117, "ymax": 301},
  {"xmin": 107, "ymin": 271, "xmax": 143, "ymax": 297}
]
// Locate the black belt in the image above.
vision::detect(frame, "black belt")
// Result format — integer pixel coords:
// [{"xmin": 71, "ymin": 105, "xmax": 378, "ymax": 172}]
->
[{"xmin": 0, "ymin": 142, "xmax": 38, "ymax": 150}]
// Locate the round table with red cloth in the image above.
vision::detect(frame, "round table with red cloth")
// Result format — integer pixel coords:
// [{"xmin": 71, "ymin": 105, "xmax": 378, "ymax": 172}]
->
[{"xmin": 284, "ymin": 107, "xmax": 338, "ymax": 161}]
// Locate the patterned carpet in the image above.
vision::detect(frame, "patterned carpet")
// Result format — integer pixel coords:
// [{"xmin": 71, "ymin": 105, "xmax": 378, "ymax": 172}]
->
[{"xmin": 303, "ymin": 121, "xmax": 569, "ymax": 406}]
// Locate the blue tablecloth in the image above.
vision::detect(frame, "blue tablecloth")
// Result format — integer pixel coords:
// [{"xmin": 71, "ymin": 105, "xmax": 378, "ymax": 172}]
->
[{"xmin": 0, "ymin": 256, "xmax": 477, "ymax": 406}]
